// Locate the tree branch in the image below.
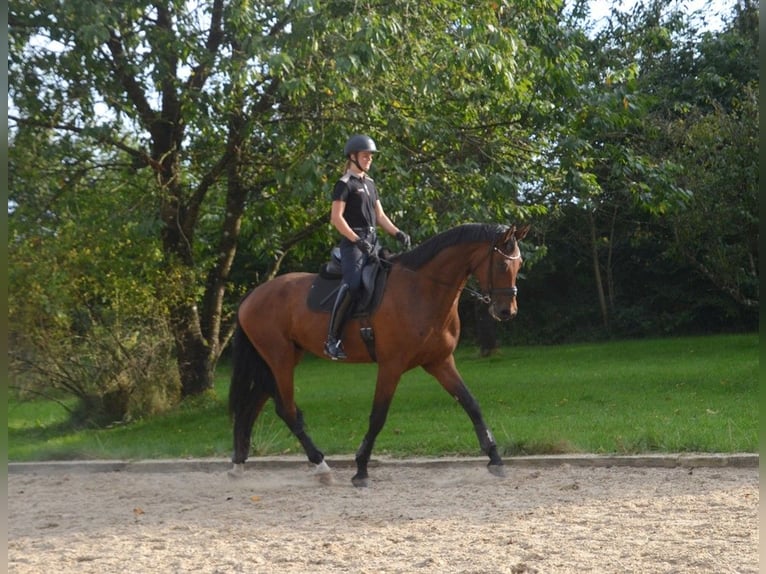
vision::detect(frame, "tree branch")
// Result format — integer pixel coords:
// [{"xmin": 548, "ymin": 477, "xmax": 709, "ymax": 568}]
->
[
  {"xmin": 185, "ymin": 0, "xmax": 225, "ymax": 92},
  {"xmin": 266, "ymin": 214, "xmax": 330, "ymax": 280},
  {"xmin": 105, "ymin": 30, "xmax": 157, "ymax": 127},
  {"xmin": 8, "ymin": 114, "xmax": 162, "ymax": 172}
]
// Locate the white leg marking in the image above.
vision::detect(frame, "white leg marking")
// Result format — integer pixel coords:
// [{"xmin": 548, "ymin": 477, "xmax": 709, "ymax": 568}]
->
[
  {"xmin": 312, "ymin": 460, "xmax": 334, "ymax": 485},
  {"xmin": 227, "ymin": 463, "xmax": 245, "ymax": 479}
]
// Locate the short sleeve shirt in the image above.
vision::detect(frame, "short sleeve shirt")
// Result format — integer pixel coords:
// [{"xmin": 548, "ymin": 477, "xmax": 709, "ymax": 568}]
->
[{"xmin": 332, "ymin": 172, "xmax": 378, "ymax": 229}]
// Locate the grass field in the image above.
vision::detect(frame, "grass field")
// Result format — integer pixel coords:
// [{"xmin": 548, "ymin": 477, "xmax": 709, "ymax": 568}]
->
[{"xmin": 7, "ymin": 333, "xmax": 758, "ymax": 461}]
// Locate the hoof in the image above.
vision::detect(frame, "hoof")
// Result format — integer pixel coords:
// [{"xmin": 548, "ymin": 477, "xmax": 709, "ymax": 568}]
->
[
  {"xmin": 313, "ymin": 459, "xmax": 332, "ymax": 474},
  {"xmin": 312, "ymin": 460, "xmax": 335, "ymax": 485},
  {"xmin": 351, "ymin": 475, "xmax": 369, "ymax": 488},
  {"xmin": 227, "ymin": 463, "xmax": 245, "ymax": 479},
  {"xmin": 488, "ymin": 463, "xmax": 506, "ymax": 478}
]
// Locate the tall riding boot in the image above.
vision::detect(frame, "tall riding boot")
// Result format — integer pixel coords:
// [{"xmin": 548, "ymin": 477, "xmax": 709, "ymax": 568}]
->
[{"xmin": 324, "ymin": 283, "xmax": 354, "ymax": 360}]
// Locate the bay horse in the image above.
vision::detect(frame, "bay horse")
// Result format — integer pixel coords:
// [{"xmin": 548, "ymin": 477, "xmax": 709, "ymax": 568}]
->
[{"xmin": 229, "ymin": 222, "xmax": 529, "ymax": 487}]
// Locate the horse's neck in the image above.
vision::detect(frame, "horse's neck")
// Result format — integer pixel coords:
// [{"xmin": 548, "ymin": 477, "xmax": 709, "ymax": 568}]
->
[
  {"xmin": 422, "ymin": 246, "xmax": 473, "ymax": 283},
  {"xmin": 412, "ymin": 244, "xmax": 481, "ymax": 305}
]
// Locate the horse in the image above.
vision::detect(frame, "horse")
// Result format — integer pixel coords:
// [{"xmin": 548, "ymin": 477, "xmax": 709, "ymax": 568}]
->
[{"xmin": 228, "ymin": 222, "xmax": 529, "ymax": 487}]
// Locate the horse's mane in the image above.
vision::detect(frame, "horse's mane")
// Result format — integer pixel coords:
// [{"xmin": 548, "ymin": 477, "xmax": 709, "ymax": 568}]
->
[{"xmin": 391, "ymin": 223, "xmax": 509, "ymax": 270}]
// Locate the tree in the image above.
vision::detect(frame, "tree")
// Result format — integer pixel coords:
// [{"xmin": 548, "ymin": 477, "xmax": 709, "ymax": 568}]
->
[
  {"xmin": 531, "ymin": 1, "xmax": 681, "ymax": 331},
  {"xmin": 509, "ymin": 0, "xmax": 758, "ymax": 343},
  {"xmin": 539, "ymin": 0, "xmax": 758, "ymax": 333},
  {"xmin": 632, "ymin": 0, "xmax": 759, "ymax": 311},
  {"xmin": 660, "ymin": 1, "xmax": 759, "ymax": 309}
]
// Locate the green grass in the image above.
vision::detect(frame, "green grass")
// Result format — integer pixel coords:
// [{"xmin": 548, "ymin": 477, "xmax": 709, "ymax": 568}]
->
[{"xmin": 7, "ymin": 333, "xmax": 758, "ymax": 461}]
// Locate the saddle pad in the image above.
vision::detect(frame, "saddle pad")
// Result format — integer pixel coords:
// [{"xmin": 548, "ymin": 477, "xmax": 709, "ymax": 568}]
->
[{"xmin": 306, "ymin": 264, "xmax": 389, "ymax": 317}]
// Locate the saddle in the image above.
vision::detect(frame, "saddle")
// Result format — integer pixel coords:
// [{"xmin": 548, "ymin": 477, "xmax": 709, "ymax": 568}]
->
[{"xmin": 306, "ymin": 247, "xmax": 391, "ymax": 318}]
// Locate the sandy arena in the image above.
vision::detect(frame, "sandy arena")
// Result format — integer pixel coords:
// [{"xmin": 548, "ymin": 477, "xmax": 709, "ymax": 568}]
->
[{"xmin": 8, "ymin": 457, "xmax": 758, "ymax": 573}]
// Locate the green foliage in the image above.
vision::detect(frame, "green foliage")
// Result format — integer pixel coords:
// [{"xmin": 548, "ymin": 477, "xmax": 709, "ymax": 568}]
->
[
  {"xmin": 10, "ymin": 317, "xmax": 181, "ymax": 427},
  {"xmin": 8, "ymin": 0, "xmax": 758, "ymax": 409},
  {"xmin": 8, "ymin": 334, "xmax": 757, "ymax": 461},
  {"xmin": 522, "ymin": 0, "xmax": 758, "ymax": 337},
  {"xmin": 9, "ymin": 133, "xmax": 181, "ymax": 424},
  {"xmin": 662, "ymin": 85, "xmax": 758, "ymax": 308},
  {"xmin": 10, "ymin": 0, "xmax": 581, "ymax": 402}
]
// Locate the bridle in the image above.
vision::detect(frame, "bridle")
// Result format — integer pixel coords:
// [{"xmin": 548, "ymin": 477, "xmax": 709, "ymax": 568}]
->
[{"xmin": 464, "ymin": 239, "xmax": 522, "ymax": 305}]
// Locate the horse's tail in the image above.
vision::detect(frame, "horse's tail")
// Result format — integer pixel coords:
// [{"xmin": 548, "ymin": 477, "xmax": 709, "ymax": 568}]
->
[
  {"xmin": 228, "ymin": 321, "xmax": 276, "ymax": 464},
  {"xmin": 228, "ymin": 321, "xmax": 276, "ymax": 418}
]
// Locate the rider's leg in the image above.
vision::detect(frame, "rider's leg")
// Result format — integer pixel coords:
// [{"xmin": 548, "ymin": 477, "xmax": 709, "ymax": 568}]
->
[
  {"xmin": 324, "ymin": 238, "xmax": 365, "ymax": 360},
  {"xmin": 324, "ymin": 282, "xmax": 354, "ymax": 360}
]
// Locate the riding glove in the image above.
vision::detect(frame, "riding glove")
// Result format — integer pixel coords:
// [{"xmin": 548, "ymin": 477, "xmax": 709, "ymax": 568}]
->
[
  {"xmin": 395, "ymin": 231, "xmax": 411, "ymax": 250},
  {"xmin": 355, "ymin": 238, "xmax": 374, "ymax": 254}
]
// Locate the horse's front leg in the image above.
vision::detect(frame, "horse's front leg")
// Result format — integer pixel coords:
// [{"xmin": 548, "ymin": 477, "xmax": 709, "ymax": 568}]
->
[
  {"xmin": 423, "ymin": 356, "xmax": 505, "ymax": 477},
  {"xmin": 353, "ymin": 368, "xmax": 402, "ymax": 487}
]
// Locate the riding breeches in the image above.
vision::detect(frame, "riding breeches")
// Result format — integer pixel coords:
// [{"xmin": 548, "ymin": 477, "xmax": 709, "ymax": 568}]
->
[{"xmin": 339, "ymin": 227, "xmax": 376, "ymax": 294}]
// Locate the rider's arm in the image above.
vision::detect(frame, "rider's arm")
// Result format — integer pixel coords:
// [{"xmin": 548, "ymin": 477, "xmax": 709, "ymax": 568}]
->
[{"xmin": 375, "ymin": 200, "xmax": 401, "ymax": 237}]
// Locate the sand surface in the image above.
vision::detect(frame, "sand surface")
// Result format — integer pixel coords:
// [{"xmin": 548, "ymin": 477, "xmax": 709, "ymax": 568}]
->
[{"xmin": 8, "ymin": 460, "xmax": 758, "ymax": 573}]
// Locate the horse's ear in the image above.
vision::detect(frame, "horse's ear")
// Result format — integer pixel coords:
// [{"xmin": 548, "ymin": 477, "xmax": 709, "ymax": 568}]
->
[
  {"xmin": 502, "ymin": 225, "xmax": 516, "ymax": 244},
  {"xmin": 514, "ymin": 224, "xmax": 531, "ymax": 241}
]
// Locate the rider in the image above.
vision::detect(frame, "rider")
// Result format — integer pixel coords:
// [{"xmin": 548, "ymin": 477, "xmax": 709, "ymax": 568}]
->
[{"xmin": 324, "ymin": 134, "xmax": 411, "ymax": 360}]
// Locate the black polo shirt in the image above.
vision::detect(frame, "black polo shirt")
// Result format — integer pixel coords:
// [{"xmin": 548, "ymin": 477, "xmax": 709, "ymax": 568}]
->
[{"xmin": 332, "ymin": 172, "xmax": 378, "ymax": 229}]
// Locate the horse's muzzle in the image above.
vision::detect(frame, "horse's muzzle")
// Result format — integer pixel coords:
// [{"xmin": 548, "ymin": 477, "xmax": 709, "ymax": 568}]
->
[{"xmin": 490, "ymin": 305, "xmax": 516, "ymax": 321}]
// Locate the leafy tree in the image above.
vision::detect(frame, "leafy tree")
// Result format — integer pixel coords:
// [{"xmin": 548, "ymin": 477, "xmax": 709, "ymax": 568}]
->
[
  {"xmin": 532, "ymin": 0, "xmax": 757, "ymax": 335},
  {"xmin": 662, "ymin": 96, "xmax": 758, "ymax": 308},
  {"xmin": 635, "ymin": 0, "xmax": 759, "ymax": 311},
  {"xmin": 527, "ymin": 1, "xmax": 683, "ymax": 331}
]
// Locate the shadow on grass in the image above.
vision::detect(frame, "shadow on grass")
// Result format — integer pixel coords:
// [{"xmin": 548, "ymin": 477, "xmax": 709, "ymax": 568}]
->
[
  {"xmin": 9, "ymin": 391, "xmax": 232, "ymax": 462},
  {"xmin": 503, "ymin": 439, "xmax": 580, "ymax": 456}
]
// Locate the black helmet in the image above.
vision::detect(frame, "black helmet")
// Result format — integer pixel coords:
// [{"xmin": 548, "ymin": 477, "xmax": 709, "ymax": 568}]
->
[{"xmin": 344, "ymin": 134, "xmax": 377, "ymax": 157}]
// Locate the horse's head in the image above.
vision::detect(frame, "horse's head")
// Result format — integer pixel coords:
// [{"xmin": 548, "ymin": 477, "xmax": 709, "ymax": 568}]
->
[{"xmin": 477, "ymin": 224, "xmax": 530, "ymax": 321}]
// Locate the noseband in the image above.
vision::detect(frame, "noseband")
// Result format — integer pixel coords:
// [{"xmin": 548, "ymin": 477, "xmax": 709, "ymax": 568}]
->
[{"xmin": 466, "ymin": 240, "xmax": 521, "ymax": 305}]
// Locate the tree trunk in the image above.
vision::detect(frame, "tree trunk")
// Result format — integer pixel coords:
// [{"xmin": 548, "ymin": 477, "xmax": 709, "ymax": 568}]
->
[
  {"xmin": 605, "ymin": 204, "xmax": 618, "ymax": 313},
  {"xmin": 160, "ymin": 100, "xmax": 248, "ymax": 396},
  {"xmin": 588, "ymin": 210, "xmax": 610, "ymax": 330},
  {"xmin": 168, "ymin": 300, "xmax": 217, "ymax": 396}
]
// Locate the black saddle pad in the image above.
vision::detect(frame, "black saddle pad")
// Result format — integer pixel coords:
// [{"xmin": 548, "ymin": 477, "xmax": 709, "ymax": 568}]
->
[{"xmin": 307, "ymin": 258, "xmax": 389, "ymax": 317}]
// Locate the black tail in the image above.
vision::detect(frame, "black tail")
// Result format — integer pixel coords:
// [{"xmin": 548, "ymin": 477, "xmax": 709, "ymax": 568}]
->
[
  {"xmin": 229, "ymin": 322, "xmax": 276, "ymax": 464},
  {"xmin": 228, "ymin": 322, "xmax": 277, "ymax": 416}
]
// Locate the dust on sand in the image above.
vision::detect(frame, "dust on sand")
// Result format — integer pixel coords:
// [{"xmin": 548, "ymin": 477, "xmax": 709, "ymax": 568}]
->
[{"xmin": 8, "ymin": 460, "xmax": 758, "ymax": 573}]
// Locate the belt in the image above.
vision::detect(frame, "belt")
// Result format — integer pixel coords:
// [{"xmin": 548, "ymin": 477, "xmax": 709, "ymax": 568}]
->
[{"xmin": 352, "ymin": 226, "xmax": 375, "ymax": 234}]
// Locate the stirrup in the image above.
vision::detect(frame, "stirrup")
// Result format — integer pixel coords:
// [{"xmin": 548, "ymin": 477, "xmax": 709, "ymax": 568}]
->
[{"xmin": 324, "ymin": 338, "xmax": 347, "ymax": 360}]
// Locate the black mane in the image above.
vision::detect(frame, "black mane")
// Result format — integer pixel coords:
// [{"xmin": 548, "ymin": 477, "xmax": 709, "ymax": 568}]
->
[{"xmin": 391, "ymin": 223, "xmax": 509, "ymax": 270}]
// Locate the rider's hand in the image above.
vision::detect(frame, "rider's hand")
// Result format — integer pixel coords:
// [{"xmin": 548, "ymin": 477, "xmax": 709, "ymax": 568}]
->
[
  {"xmin": 355, "ymin": 238, "xmax": 373, "ymax": 254},
  {"xmin": 395, "ymin": 231, "xmax": 411, "ymax": 250}
]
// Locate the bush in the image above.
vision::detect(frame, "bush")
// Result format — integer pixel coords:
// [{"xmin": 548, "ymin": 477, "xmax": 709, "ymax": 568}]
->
[{"xmin": 10, "ymin": 318, "xmax": 181, "ymax": 427}]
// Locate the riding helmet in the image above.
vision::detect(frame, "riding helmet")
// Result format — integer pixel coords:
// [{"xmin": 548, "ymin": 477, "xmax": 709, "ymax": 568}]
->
[{"xmin": 344, "ymin": 134, "xmax": 377, "ymax": 157}]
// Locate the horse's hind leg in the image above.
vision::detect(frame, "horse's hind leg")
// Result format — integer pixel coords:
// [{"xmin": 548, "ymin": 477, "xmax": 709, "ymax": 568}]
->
[
  {"xmin": 274, "ymin": 401, "xmax": 325, "ymax": 466},
  {"xmin": 272, "ymin": 399, "xmax": 333, "ymax": 483},
  {"xmin": 269, "ymin": 361, "xmax": 328, "ymax": 473},
  {"xmin": 424, "ymin": 356, "xmax": 505, "ymax": 476}
]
